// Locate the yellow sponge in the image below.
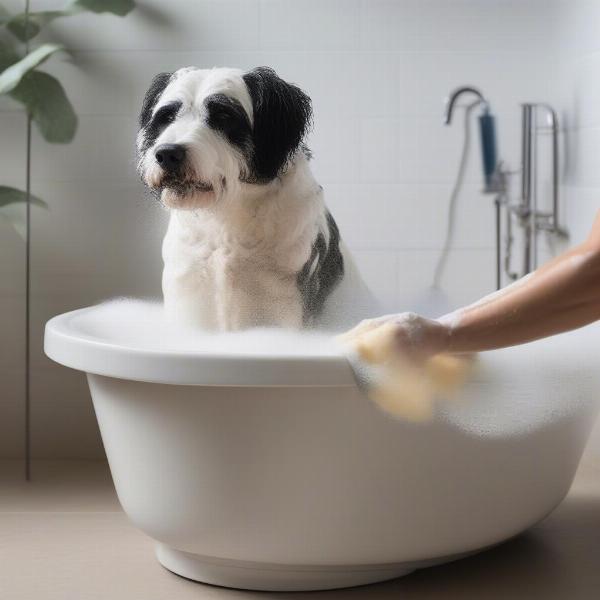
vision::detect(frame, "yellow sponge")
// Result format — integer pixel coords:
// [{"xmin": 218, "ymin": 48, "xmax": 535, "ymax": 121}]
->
[{"xmin": 342, "ymin": 322, "xmax": 472, "ymax": 421}]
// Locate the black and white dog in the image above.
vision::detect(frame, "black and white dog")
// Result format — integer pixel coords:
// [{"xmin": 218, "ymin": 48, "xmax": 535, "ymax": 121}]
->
[{"xmin": 137, "ymin": 66, "xmax": 372, "ymax": 331}]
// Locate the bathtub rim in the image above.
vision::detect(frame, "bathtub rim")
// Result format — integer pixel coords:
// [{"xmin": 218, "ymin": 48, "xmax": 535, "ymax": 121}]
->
[{"xmin": 44, "ymin": 306, "xmax": 357, "ymax": 387}]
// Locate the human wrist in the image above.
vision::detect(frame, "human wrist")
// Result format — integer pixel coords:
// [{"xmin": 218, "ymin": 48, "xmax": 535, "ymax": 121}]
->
[{"xmin": 431, "ymin": 319, "xmax": 453, "ymax": 354}]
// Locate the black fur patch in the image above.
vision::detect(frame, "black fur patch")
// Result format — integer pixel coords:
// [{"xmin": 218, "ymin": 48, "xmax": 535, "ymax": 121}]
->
[
  {"xmin": 205, "ymin": 93, "xmax": 252, "ymax": 151},
  {"xmin": 145, "ymin": 101, "xmax": 182, "ymax": 151},
  {"xmin": 138, "ymin": 72, "xmax": 173, "ymax": 151},
  {"xmin": 242, "ymin": 67, "xmax": 313, "ymax": 182},
  {"xmin": 297, "ymin": 211, "xmax": 344, "ymax": 323}
]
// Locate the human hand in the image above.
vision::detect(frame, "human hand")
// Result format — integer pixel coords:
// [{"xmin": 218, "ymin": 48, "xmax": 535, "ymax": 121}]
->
[
  {"xmin": 339, "ymin": 312, "xmax": 451, "ymax": 364},
  {"xmin": 338, "ymin": 313, "xmax": 472, "ymax": 422}
]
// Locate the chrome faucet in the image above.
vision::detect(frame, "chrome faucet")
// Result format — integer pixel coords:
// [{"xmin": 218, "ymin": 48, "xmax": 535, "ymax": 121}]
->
[
  {"xmin": 519, "ymin": 103, "xmax": 567, "ymax": 272},
  {"xmin": 441, "ymin": 86, "xmax": 567, "ymax": 291}
]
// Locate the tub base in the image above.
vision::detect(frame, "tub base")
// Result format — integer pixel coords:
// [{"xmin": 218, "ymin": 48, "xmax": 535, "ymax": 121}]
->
[{"xmin": 156, "ymin": 544, "xmax": 419, "ymax": 591}]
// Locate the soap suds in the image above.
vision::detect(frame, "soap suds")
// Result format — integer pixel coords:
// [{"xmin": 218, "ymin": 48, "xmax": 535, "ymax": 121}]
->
[
  {"xmin": 73, "ymin": 298, "xmax": 600, "ymax": 438},
  {"xmin": 341, "ymin": 320, "xmax": 473, "ymax": 422},
  {"xmin": 338, "ymin": 312, "xmax": 426, "ymax": 350},
  {"xmin": 73, "ymin": 298, "xmax": 340, "ymax": 358}
]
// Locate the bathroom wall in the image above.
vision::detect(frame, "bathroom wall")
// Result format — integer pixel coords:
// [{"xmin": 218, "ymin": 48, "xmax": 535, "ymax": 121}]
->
[
  {"xmin": 553, "ymin": 0, "xmax": 600, "ymax": 245},
  {"xmin": 0, "ymin": 0, "xmax": 566, "ymax": 458},
  {"xmin": 552, "ymin": 0, "xmax": 600, "ymax": 457}
]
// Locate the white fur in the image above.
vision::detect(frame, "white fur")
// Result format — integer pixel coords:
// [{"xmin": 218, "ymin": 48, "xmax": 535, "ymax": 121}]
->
[
  {"xmin": 161, "ymin": 154, "xmax": 329, "ymax": 329},
  {"xmin": 139, "ymin": 67, "xmax": 374, "ymax": 331}
]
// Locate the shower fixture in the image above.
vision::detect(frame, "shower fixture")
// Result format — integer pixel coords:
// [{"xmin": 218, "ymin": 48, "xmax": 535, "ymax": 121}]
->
[
  {"xmin": 443, "ymin": 86, "xmax": 499, "ymax": 193},
  {"xmin": 440, "ymin": 87, "xmax": 567, "ymax": 291},
  {"xmin": 433, "ymin": 86, "xmax": 501, "ymax": 290},
  {"xmin": 518, "ymin": 103, "xmax": 568, "ymax": 273}
]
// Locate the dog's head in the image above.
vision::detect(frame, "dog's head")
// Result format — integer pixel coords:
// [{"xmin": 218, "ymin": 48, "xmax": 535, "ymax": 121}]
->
[{"xmin": 137, "ymin": 66, "xmax": 313, "ymax": 209}]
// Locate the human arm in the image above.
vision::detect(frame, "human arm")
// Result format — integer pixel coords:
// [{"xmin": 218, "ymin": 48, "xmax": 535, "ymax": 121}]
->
[{"xmin": 344, "ymin": 210, "xmax": 600, "ymax": 357}]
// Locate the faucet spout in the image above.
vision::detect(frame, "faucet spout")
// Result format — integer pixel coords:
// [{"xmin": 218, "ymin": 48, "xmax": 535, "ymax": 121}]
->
[{"xmin": 444, "ymin": 86, "xmax": 487, "ymax": 125}]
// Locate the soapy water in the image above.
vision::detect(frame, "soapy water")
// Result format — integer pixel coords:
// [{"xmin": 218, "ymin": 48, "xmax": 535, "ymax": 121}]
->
[
  {"xmin": 75, "ymin": 298, "xmax": 341, "ymax": 357},
  {"xmin": 74, "ymin": 298, "xmax": 600, "ymax": 439},
  {"xmin": 439, "ymin": 344, "xmax": 599, "ymax": 439}
]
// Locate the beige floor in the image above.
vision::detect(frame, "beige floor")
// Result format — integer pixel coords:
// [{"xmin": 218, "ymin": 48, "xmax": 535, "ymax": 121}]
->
[{"xmin": 1, "ymin": 458, "xmax": 600, "ymax": 600}]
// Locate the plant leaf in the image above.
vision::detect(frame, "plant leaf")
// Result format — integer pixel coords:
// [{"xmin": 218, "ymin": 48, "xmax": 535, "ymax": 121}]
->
[
  {"xmin": 70, "ymin": 0, "xmax": 135, "ymax": 17},
  {"xmin": 6, "ymin": 0, "xmax": 136, "ymax": 42},
  {"xmin": 7, "ymin": 14, "xmax": 40, "ymax": 42},
  {"xmin": 10, "ymin": 70, "xmax": 78, "ymax": 143},
  {"xmin": 0, "ymin": 186, "xmax": 46, "ymax": 208},
  {"xmin": 0, "ymin": 186, "xmax": 47, "ymax": 239},
  {"xmin": 6, "ymin": 11, "xmax": 73, "ymax": 42},
  {"xmin": 0, "ymin": 44, "xmax": 63, "ymax": 95}
]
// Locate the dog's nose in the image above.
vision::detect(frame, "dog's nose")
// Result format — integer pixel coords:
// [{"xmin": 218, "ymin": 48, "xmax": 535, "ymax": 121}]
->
[{"xmin": 155, "ymin": 144, "xmax": 186, "ymax": 172}]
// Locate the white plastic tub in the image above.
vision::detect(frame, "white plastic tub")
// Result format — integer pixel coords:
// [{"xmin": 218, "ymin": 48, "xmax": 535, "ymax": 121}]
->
[{"xmin": 44, "ymin": 302, "xmax": 600, "ymax": 591}]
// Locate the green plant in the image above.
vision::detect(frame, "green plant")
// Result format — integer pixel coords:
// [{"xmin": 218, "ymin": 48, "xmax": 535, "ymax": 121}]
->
[
  {"xmin": 1, "ymin": 1, "xmax": 138, "ymax": 482},
  {"xmin": 0, "ymin": 0, "xmax": 136, "ymax": 235}
]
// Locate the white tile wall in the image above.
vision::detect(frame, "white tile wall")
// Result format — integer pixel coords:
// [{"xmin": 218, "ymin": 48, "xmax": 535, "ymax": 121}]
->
[
  {"xmin": 35, "ymin": 0, "xmax": 261, "ymax": 52},
  {"xmin": 551, "ymin": 0, "xmax": 600, "ymax": 455},
  {"xmin": 0, "ymin": 0, "xmax": 575, "ymax": 457},
  {"xmin": 554, "ymin": 0, "xmax": 600, "ymax": 231}
]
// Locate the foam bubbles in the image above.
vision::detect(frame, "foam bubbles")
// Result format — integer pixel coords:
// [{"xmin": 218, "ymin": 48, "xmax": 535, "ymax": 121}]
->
[
  {"xmin": 71, "ymin": 298, "xmax": 600, "ymax": 440},
  {"xmin": 73, "ymin": 298, "xmax": 341, "ymax": 358},
  {"xmin": 440, "ymin": 323, "xmax": 600, "ymax": 438}
]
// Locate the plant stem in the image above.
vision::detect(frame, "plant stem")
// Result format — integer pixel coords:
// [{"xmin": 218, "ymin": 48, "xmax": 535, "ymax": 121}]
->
[{"xmin": 24, "ymin": 0, "xmax": 31, "ymax": 482}]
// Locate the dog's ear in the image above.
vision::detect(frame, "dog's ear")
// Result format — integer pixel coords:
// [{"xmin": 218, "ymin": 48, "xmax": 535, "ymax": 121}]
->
[
  {"xmin": 139, "ymin": 72, "xmax": 172, "ymax": 128},
  {"xmin": 242, "ymin": 67, "xmax": 313, "ymax": 182}
]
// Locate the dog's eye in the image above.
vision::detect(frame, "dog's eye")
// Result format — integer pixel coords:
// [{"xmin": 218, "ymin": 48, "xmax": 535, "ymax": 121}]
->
[
  {"xmin": 207, "ymin": 103, "xmax": 235, "ymax": 123},
  {"xmin": 212, "ymin": 111, "xmax": 233, "ymax": 125},
  {"xmin": 205, "ymin": 94, "xmax": 251, "ymax": 145},
  {"xmin": 152, "ymin": 103, "xmax": 180, "ymax": 126}
]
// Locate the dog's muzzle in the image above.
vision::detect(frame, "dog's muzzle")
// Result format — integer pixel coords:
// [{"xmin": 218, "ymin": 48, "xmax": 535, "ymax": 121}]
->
[
  {"xmin": 151, "ymin": 143, "xmax": 214, "ymax": 196},
  {"xmin": 155, "ymin": 143, "xmax": 186, "ymax": 174}
]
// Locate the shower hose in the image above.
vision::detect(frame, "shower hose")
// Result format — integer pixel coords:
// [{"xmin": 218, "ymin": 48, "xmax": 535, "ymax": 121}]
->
[{"xmin": 432, "ymin": 100, "xmax": 483, "ymax": 288}]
